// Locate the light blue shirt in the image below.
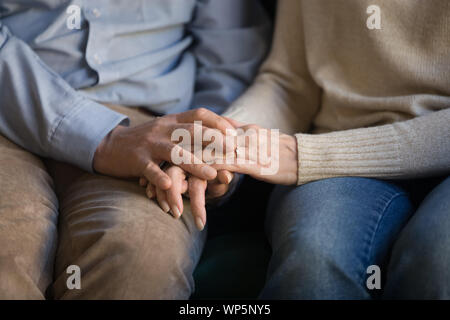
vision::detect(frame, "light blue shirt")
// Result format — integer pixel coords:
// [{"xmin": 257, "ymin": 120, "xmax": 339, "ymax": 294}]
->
[{"xmin": 0, "ymin": 0, "xmax": 270, "ymax": 172}]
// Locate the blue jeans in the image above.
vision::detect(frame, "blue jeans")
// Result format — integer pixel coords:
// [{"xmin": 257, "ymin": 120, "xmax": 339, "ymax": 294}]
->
[{"xmin": 261, "ymin": 176, "xmax": 450, "ymax": 299}]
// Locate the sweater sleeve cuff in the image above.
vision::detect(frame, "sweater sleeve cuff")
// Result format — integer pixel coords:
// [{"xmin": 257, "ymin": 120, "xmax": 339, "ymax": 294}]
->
[
  {"xmin": 295, "ymin": 125, "xmax": 403, "ymax": 185},
  {"xmin": 48, "ymin": 98, "xmax": 129, "ymax": 172}
]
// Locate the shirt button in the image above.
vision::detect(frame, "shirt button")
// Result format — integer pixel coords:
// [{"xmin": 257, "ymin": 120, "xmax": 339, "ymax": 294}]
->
[
  {"xmin": 92, "ymin": 8, "xmax": 101, "ymax": 18},
  {"xmin": 93, "ymin": 53, "xmax": 102, "ymax": 65}
]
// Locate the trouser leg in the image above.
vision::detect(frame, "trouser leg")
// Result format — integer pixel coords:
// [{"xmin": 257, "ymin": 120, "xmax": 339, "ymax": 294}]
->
[
  {"xmin": 49, "ymin": 104, "xmax": 206, "ymax": 299},
  {"xmin": 0, "ymin": 135, "xmax": 58, "ymax": 299},
  {"xmin": 261, "ymin": 177, "xmax": 414, "ymax": 299},
  {"xmin": 384, "ymin": 176, "xmax": 450, "ymax": 299}
]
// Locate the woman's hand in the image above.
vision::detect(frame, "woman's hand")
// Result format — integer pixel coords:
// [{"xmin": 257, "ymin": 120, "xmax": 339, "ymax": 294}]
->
[
  {"xmin": 140, "ymin": 167, "xmax": 234, "ymax": 231},
  {"xmin": 213, "ymin": 122, "xmax": 298, "ymax": 185}
]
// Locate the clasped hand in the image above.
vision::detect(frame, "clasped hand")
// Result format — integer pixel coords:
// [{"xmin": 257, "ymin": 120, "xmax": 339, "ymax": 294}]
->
[{"xmin": 93, "ymin": 108, "xmax": 298, "ymax": 231}]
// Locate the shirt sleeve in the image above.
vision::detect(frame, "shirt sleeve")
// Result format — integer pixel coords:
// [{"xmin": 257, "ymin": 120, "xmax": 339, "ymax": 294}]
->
[
  {"xmin": 0, "ymin": 22, "xmax": 128, "ymax": 172},
  {"xmin": 189, "ymin": 0, "xmax": 272, "ymax": 115}
]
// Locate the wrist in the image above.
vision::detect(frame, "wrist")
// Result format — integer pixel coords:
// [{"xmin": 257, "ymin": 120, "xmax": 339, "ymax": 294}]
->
[
  {"xmin": 93, "ymin": 125, "xmax": 126, "ymax": 174},
  {"xmin": 282, "ymin": 134, "xmax": 298, "ymax": 185}
]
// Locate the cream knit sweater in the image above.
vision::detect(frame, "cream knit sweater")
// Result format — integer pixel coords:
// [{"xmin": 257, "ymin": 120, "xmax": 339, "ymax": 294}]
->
[{"xmin": 224, "ymin": 0, "xmax": 450, "ymax": 185}]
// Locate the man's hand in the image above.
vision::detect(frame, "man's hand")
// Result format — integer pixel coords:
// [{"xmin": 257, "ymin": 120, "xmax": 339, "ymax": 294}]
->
[{"xmin": 93, "ymin": 108, "xmax": 236, "ymax": 191}]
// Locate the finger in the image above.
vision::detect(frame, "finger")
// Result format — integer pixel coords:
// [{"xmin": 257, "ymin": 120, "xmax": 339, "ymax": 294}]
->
[
  {"xmin": 212, "ymin": 161, "xmax": 255, "ymax": 176},
  {"xmin": 164, "ymin": 144, "xmax": 218, "ymax": 181},
  {"xmin": 217, "ymin": 170, "xmax": 233, "ymax": 184},
  {"xmin": 182, "ymin": 180, "xmax": 188, "ymax": 194},
  {"xmin": 188, "ymin": 176, "xmax": 207, "ymax": 231},
  {"xmin": 176, "ymin": 108, "xmax": 237, "ymax": 135},
  {"xmin": 156, "ymin": 187, "xmax": 170, "ymax": 214},
  {"xmin": 178, "ymin": 160, "xmax": 217, "ymax": 181},
  {"xmin": 146, "ymin": 184, "xmax": 156, "ymax": 199},
  {"xmin": 207, "ymin": 183, "xmax": 229, "ymax": 199},
  {"xmin": 165, "ymin": 166, "xmax": 185, "ymax": 219},
  {"xmin": 142, "ymin": 162, "xmax": 171, "ymax": 190},
  {"xmin": 222, "ymin": 116, "xmax": 245, "ymax": 128},
  {"xmin": 139, "ymin": 177, "xmax": 148, "ymax": 187}
]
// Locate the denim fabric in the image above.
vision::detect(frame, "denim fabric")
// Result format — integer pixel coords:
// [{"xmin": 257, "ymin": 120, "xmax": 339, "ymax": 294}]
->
[
  {"xmin": 262, "ymin": 176, "xmax": 450, "ymax": 299},
  {"xmin": 261, "ymin": 177, "xmax": 415, "ymax": 299},
  {"xmin": 384, "ymin": 176, "xmax": 450, "ymax": 299}
]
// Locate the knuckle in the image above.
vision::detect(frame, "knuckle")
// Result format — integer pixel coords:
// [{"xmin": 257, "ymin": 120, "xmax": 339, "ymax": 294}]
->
[
  {"xmin": 246, "ymin": 124, "xmax": 259, "ymax": 131},
  {"xmin": 150, "ymin": 117, "xmax": 169, "ymax": 134},
  {"xmin": 212, "ymin": 118, "xmax": 221, "ymax": 128},
  {"xmin": 165, "ymin": 165, "xmax": 176, "ymax": 173},
  {"xmin": 194, "ymin": 107, "xmax": 209, "ymax": 119},
  {"xmin": 144, "ymin": 133, "xmax": 154, "ymax": 144},
  {"xmin": 166, "ymin": 142, "xmax": 177, "ymax": 155},
  {"xmin": 186, "ymin": 123, "xmax": 196, "ymax": 133},
  {"xmin": 151, "ymin": 117, "xmax": 163, "ymax": 128}
]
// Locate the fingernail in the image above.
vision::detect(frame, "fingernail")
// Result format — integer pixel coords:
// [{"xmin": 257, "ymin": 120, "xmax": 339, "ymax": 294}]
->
[
  {"xmin": 225, "ymin": 171, "xmax": 233, "ymax": 184},
  {"xmin": 146, "ymin": 188, "xmax": 154, "ymax": 198},
  {"xmin": 195, "ymin": 217, "xmax": 205, "ymax": 231},
  {"xmin": 201, "ymin": 166, "xmax": 216, "ymax": 179},
  {"xmin": 160, "ymin": 200, "xmax": 170, "ymax": 213},
  {"xmin": 171, "ymin": 205, "xmax": 181, "ymax": 219}
]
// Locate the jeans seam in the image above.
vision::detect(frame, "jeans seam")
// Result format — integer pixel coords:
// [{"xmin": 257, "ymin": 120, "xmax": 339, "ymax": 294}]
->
[{"xmin": 360, "ymin": 191, "xmax": 407, "ymax": 285}]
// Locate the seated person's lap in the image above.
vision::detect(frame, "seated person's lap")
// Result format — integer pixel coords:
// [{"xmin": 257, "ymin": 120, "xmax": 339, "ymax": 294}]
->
[
  {"xmin": 262, "ymin": 176, "xmax": 450, "ymax": 299},
  {"xmin": 0, "ymin": 134, "xmax": 57, "ymax": 299},
  {"xmin": 0, "ymin": 105, "xmax": 206, "ymax": 299}
]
